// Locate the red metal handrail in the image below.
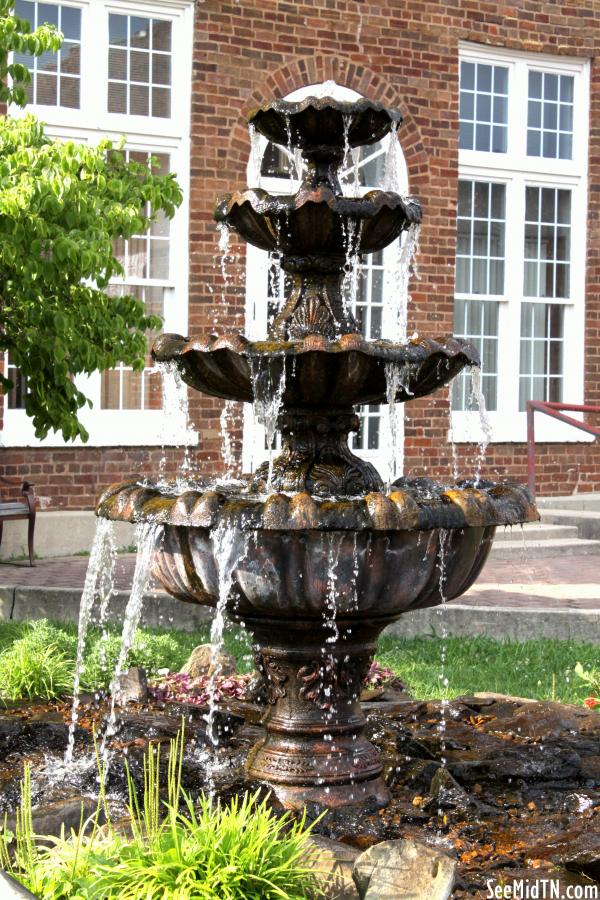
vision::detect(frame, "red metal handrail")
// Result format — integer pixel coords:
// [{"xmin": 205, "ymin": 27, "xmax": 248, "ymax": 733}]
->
[{"xmin": 526, "ymin": 400, "xmax": 600, "ymax": 497}]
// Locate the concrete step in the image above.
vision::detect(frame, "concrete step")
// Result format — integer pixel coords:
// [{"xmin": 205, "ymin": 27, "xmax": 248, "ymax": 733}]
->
[
  {"xmin": 540, "ymin": 508, "xmax": 600, "ymax": 540},
  {"xmin": 490, "ymin": 538, "xmax": 600, "ymax": 560},
  {"xmin": 536, "ymin": 494, "xmax": 600, "ymax": 511},
  {"xmin": 493, "ymin": 523, "xmax": 579, "ymax": 542}
]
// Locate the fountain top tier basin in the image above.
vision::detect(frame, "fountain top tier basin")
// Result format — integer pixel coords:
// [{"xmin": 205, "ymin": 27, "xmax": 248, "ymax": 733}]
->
[
  {"xmin": 152, "ymin": 331, "xmax": 478, "ymax": 406},
  {"xmin": 98, "ymin": 477, "xmax": 538, "ymax": 533},
  {"xmin": 248, "ymin": 95, "xmax": 402, "ymax": 160}
]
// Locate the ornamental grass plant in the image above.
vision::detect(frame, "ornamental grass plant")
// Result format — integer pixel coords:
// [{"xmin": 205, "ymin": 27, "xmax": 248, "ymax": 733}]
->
[{"xmin": 0, "ymin": 729, "xmax": 322, "ymax": 900}]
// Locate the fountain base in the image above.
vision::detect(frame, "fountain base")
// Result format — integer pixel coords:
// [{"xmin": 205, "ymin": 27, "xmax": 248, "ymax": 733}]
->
[{"xmin": 240, "ymin": 615, "xmax": 394, "ymax": 809}]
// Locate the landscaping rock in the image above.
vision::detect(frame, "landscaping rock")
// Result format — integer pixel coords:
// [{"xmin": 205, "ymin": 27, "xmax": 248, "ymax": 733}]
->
[
  {"xmin": 427, "ymin": 766, "xmax": 472, "ymax": 811},
  {"xmin": 353, "ymin": 838, "xmax": 456, "ymax": 899},
  {"xmin": 304, "ymin": 835, "xmax": 361, "ymax": 899},
  {"xmin": 23, "ymin": 713, "xmax": 69, "ymax": 750},
  {"xmin": 0, "ymin": 872, "xmax": 39, "ymax": 898},
  {"xmin": 0, "ymin": 715, "xmax": 22, "ymax": 754},
  {"xmin": 180, "ymin": 644, "xmax": 237, "ymax": 678},
  {"xmin": 115, "ymin": 667, "xmax": 148, "ymax": 705},
  {"xmin": 6, "ymin": 796, "xmax": 102, "ymax": 841}
]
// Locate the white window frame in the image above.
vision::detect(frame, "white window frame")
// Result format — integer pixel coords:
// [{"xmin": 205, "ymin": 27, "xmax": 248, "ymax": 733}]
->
[
  {"xmin": 2, "ymin": 0, "xmax": 195, "ymax": 448},
  {"xmin": 242, "ymin": 83, "xmax": 410, "ymax": 476},
  {"xmin": 453, "ymin": 42, "xmax": 591, "ymax": 445}
]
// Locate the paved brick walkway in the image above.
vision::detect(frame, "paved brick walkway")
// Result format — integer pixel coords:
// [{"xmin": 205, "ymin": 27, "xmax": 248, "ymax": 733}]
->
[{"xmin": 0, "ymin": 551, "xmax": 597, "ymax": 610}]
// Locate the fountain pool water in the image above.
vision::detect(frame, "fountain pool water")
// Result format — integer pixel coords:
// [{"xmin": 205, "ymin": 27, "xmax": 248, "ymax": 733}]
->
[{"xmin": 96, "ymin": 92, "xmax": 538, "ymax": 810}]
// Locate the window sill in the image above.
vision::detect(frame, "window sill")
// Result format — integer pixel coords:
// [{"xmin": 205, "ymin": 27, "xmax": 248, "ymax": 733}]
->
[
  {"xmin": 450, "ymin": 411, "xmax": 595, "ymax": 444},
  {"xmin": 1, "ymin": 411, "xmax": 198, "ymax": 449}
]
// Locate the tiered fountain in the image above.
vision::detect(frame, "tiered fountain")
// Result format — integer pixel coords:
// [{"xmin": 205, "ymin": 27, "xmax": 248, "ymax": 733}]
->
[{"xmin": 98, "ymin": 94, "xmax": 537, "ymax": 809}]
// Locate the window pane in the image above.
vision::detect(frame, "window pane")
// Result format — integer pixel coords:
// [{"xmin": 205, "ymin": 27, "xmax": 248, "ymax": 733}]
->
[
  {"xmin": 60, "ymin": 76, "xmax": 79, "ymax": 108},
  {"xmin": 109, "ymin": 48, "xmax": 127, "ymax": 80},
  {"xmin": 108, "ymin": 81, "xmax": 126, "ymax": 113},
  {"xmin": 36, "ymin": 73, "xmax": 56, "ymax": 104}
]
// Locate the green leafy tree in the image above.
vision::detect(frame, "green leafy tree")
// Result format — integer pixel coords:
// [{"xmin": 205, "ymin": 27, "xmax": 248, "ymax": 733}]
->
[{"xmin": 0, "ymin": 1, "xmax": 182, "ymax": 440}]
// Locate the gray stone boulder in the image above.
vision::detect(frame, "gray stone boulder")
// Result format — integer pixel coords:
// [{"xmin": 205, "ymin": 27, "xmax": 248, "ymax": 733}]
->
[
  {"xmin": 353, "ymin": 838, "xmax": 456, "ymax": 899},
  {"xmin": 115, "ymin": 666, "xmax": 148, "ymax": 705},
  {"xmin": 179, "ymin": 644, "xmax": 237, "ymax": 679},
  {"xmin": 304, "ymin": 835, "xmax": 361, "ymax": 899},
  {"xmin": 0, "ymin": 873, "xmax": 39, "ymax": 898}
]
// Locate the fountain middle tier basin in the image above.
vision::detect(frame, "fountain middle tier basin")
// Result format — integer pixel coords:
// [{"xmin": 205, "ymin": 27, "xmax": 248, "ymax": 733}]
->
[
  {"xmin": 215, "ymin": 188, "xmax": 421, "ymax": 257},
  {"xmin": 152, "ymin": 332, "xmax": 479, "ymax": 406}
]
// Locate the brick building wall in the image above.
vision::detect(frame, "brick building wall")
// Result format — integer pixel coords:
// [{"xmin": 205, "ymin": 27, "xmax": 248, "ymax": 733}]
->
[{"xmin": 1, "ymin": 0, "xmax": 599, "ymax": 508}]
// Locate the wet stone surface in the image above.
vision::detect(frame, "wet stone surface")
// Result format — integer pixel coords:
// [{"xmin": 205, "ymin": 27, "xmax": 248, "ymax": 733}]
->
[{"xmin": 0, "ymin": 694, "xmax": 597, "ymax": 896}]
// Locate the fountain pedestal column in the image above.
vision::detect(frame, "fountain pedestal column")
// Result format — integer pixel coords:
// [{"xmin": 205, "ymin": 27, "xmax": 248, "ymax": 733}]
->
[{"xmin": 241, "ymin": 615, "xmax": 392, "ymax": 808}]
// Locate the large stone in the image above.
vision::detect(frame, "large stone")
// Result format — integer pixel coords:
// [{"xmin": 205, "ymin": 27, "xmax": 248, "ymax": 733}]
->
[
  {"xmin": 304, "ymin": 835, "xmax": 361, "ymax": 899},
  {"xmin": 0, "ymin": 872, "xmax": 39, "ymax": 898},
  {"xmin": 5, "ymin": 796, "xmax": 102, "ymax": 841},
  {"xmin": 115, "ymin": 667, "xmax": 148, "ymax": 705},
  {"xmin": 180, "ymin": 644, "xmax": 237, "ymax": 678},
  {"xmin": 353, "ymin": 838, "xmax": 456, "ymax": 900}
]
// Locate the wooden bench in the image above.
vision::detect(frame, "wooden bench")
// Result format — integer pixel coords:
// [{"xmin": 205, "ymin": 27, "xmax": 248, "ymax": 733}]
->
[{"xmin": 0, "ymin": 476, "xmax": 37, "ymax": 566}]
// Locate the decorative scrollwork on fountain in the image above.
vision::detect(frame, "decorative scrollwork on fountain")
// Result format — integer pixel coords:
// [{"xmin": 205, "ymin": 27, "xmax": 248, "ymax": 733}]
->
[
  {"xmin": 254, "ymin": 651, "xmax": 287, "ymax": 705},
  {"xmin": 298, "ymin": 653, "xmax": 372, "ymax": 710},
  {"xmin": 251, "ymin": 408, "xmax": 383, "ymax": 496}
]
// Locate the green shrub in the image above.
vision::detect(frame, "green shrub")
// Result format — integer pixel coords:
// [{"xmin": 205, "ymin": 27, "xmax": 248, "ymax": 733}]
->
[
  {"xmin": 0, "ymin": 621, "xmax": 75, "ymax": 700},
  {"xmin": 1, "ymin": 731, "xmax": 322, "ymax": 900}
]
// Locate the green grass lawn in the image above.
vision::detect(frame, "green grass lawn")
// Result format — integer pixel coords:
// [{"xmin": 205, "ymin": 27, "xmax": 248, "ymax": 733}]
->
[{"xmin": 0, "ymin": 619, "xmax": 597, "ymax": 705}]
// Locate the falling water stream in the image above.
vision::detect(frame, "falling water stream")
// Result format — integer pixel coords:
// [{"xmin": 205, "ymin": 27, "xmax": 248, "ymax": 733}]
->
[
  {"xmin": 205, "ymin": 520, "xmax": 248, "ymax": 796},
  {"xmin": 384, "ymin": 222, "xmax": 420, "ymax": 343},
  {"xmin": 436, "ymin": 528, "xmax": 451, "ymax": 831},
  {"xmin": 100, "ymin": 522, "xmax": 164, "ymax": 763},
  {"xmin": 250, "ymin": 356, "xmax": 286, "ymax": 487},
  {"xmin": 65, "ymin": 518, "xmax": 117, "ymax": 764},
  {"xmin": 468, "ymin": 366, "xmax": 493, "ymax": 486},
  {"xmin": 157, "ymin": 361, "xmax": 195, "ymax": 484},
  {"xmin": 217, "ymin": 222, "xmax": 231, "ymax": 307},
  {"xmin": 219, "ymin": 400, "xmax": 236, "ymax": 478}
]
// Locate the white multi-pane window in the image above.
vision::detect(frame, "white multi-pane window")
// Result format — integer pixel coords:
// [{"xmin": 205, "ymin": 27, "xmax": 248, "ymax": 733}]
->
[
  {"xmin": 243, "ymin": 83, "xmax": 410, "ymax": 476},
  {"xmin": 14, "ymin": 1, "xmax": 81, "ymax": 108},
  {"xmin": 3, "ymin": 0, "xmax": 194, "ymax": 448},
  {"xmin": 454, "ymin": 44, "xmax": 589, "ymax": 443}
]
